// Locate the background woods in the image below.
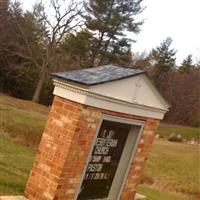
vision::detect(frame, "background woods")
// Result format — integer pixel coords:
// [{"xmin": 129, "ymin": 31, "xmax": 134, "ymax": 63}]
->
[
  {"xmin": 0, "ymin": 0, "xmax": 199, "ymax": 127},
  {"xmin": 0, "ymin": 0, "xmax": 83, "ymax": 103}
]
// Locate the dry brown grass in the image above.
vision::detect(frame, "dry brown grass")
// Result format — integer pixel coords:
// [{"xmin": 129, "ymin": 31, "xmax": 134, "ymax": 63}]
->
[
  {"xmin": 0, "ymin": 93, "xmax": 49, "ymax": 147},
  {"xmin": 0, "ymin": 93, "xmax": 49, "ymax": 115}
]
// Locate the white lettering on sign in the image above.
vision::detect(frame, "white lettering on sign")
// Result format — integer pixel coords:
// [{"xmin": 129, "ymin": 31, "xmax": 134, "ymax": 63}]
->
[
  {"xmin": 107, "ymin": 130, "xmax": 115, "ymax": 139},
  {"xmin": 82, "ymin": 127, "xmax": 121, "ymax": 183},
  {"xmin": 84, "ymin": 173, "xmax": 110, "ymax": 180},
  {"xmin": 90, "ymin": 156, "xmax": 102, "ymax": 162},
  {"xmin": 103, "ymin": 156, "xmax": 111, "ymax": 163},
  {"xmin": 96, "ymin": 138, "xmax": 118, "ymax": 147},
  {"xmin": 87, "ymin": 164, "xmax": 103, "ymax": 172},
  {"xmin": 101, "ymin": 130, "xmax": 107, "ymax": 138},
  {"xmin": 94, "ymin": 146, "xmax": 109, "ymax": 155},
  {"xmin": 101, "ymin": 130, "xmax": 115, "ymax": 138}
]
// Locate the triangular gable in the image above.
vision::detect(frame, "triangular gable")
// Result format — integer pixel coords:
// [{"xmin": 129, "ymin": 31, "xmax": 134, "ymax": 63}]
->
[{"xmin": 89, "ymin": 74, "xmax": 169, "ymax": 111}]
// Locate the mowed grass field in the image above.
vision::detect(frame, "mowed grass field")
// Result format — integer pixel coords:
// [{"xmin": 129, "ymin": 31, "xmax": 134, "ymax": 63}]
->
[
  {"xmin": 158, "ymin": 123, "xmax": 200, "ymax": 141},
  {"xmin": 138, "ymin": 140, "xmax": 200, "ymax": 200},
  {"xmin": 0, "ymin": 134, "xmax": 35, "ymax": 195},
  {"xmin": 0, "ymin": 94, "xmax": 199, "ymax": 199}
]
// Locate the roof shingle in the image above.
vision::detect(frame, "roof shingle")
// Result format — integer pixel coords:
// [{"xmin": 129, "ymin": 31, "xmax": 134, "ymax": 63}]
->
[{"xmin": 52, "ymin": 65, "xmax": 145, "ymax": 86}]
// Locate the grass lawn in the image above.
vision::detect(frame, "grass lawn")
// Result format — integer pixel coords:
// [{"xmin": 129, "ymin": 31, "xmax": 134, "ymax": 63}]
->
[
  {"xmin": 0, "ymin": 133, "xmax": 198, "ymax": 200},
  {"xmin": 0, "ymin": 94, "xmax": 199, "ymax": 199},
  {"xmin": 0, "ymin": 94, "xmax": 49, "ymax": 116},
  {"xmin": 0, "ymin": 134, "xmax": 35, "ymax": 195},
  {"xmin": 158, "ymin": 123, "xmax": 200, "ymax": 141},
  {"xmin": 0, "ymin": 93, "xmax": 49, "ymax": 147},
  {"xmin": 137, "ymin": 186, "xmax": 194, "ymax": 200},
  {"xmin": 141, "ymin": 139, "xmax": 200, "ymax": 200}
]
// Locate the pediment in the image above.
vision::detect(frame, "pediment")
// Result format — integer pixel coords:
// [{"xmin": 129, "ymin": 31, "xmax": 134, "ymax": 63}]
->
[{"xmin": 89, "ymin": 74, "xmax": 169, "ymax": 111}]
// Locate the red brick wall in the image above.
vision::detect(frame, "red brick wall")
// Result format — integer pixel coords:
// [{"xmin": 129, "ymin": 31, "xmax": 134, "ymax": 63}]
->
[{"xmin": 24, "ymin": 96, "xmax": 159, "ymax": 200}]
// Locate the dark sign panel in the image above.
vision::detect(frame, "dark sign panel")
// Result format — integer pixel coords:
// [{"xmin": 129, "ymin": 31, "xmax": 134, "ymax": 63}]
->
[{"xmin": 77, "ymin": 120, "xmax": 131, "ymax": 200}]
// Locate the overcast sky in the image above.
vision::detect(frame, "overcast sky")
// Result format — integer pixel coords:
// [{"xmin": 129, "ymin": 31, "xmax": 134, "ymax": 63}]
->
[{"xmin": 22, "ymin": 0, "xmax": 200, "ymax": 64}]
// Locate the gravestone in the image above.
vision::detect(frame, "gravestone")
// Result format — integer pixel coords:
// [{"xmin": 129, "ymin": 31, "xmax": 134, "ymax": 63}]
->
[{"xmin": 24, "ymin": 65, "xmax": 169, "ymax": 200}]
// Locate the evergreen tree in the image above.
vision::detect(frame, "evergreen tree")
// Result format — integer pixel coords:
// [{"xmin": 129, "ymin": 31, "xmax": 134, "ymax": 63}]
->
[
  {"xmin": 179, "ymin": 55, "xmax": 194, "ymax": 73},
  {"xmin": 83, "ymin": 0, "xmax": 144, "ymax": 67},
  {"xmin": 60, "ymin": 29, "xmax": 96, "ymax": 68},
  {"xmin": 131, "ymin": 51, "xmax": 150, "ymax": 69},
  {"xmin": 149, "ymin": 37, "xmax": 176, "ymax": 89}
]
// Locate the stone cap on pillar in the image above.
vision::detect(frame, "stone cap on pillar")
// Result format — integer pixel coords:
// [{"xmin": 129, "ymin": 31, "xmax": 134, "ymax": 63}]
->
[{"xmin": 52, "ymin": 65, "xmax": 170, "ymax": 120}]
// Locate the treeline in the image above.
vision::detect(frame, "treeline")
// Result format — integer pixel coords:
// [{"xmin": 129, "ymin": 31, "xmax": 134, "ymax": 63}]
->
[
  {"xmin": 132, "ymin": 38, "xmax": 200, "ymax": 127},
  {"xmin": 0, "ymin": 0, "xmax": 199, "ymax": 127}
]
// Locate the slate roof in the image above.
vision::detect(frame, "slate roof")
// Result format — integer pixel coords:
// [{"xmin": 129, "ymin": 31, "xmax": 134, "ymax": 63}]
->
[{"xmin": 52, "ymin": 65, "xmax": 145, "ymax": 86}]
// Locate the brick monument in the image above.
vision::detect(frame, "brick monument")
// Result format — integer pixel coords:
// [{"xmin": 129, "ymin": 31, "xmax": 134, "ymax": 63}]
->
[{"xmin": 24, "ymin": 65, "xmax": 169, "ymax": 200}]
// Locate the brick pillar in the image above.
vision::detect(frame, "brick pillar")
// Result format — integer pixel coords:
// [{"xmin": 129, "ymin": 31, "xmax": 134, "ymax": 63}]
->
[
  {"xmin": 24, "ymin": 96, "xmax": 102, "ymax": 200},
  {"xmin": 24, "ymin": 96, "xmax": 160, "ymax": 200}
]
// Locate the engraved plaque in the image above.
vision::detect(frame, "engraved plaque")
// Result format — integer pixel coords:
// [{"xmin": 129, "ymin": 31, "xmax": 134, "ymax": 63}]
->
[{"xmin": 77, "ymin": 120, "xmax": 131, "ymax": 199}]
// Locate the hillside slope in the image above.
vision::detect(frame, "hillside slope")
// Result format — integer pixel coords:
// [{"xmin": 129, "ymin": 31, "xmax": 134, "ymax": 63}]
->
[
  {"xmin": 0, "ymin": 93, "xmax": 49, "ymax": 147},
  {"xmin": 0, "ymin": 93, "xmax": 199, "ymax": 199}
]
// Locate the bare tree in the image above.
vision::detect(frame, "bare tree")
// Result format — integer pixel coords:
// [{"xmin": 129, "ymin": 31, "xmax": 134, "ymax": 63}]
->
[
  {"xmin": 162, "ymin": 68, "xmax": 200, "ymax": 127},
  {"xmin": 4, "ymin": 0, "xmax": 83, "ymax": 102},
  {"xmin": 0, "ymin": 0, "xmax": 9, "ymax": 75},
  {"xmin": 0, "ymin": 0, "xmax": 9, "ymax": 37},
  {"xmin": 32, "ymin": 0, "xmax": 83, "ymax": 102}
]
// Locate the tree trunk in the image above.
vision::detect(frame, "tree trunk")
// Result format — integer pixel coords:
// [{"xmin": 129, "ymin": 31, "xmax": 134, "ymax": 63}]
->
[{"xmin": 32, "ymin": 64, "xmax": 47, "ymax": 103}]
